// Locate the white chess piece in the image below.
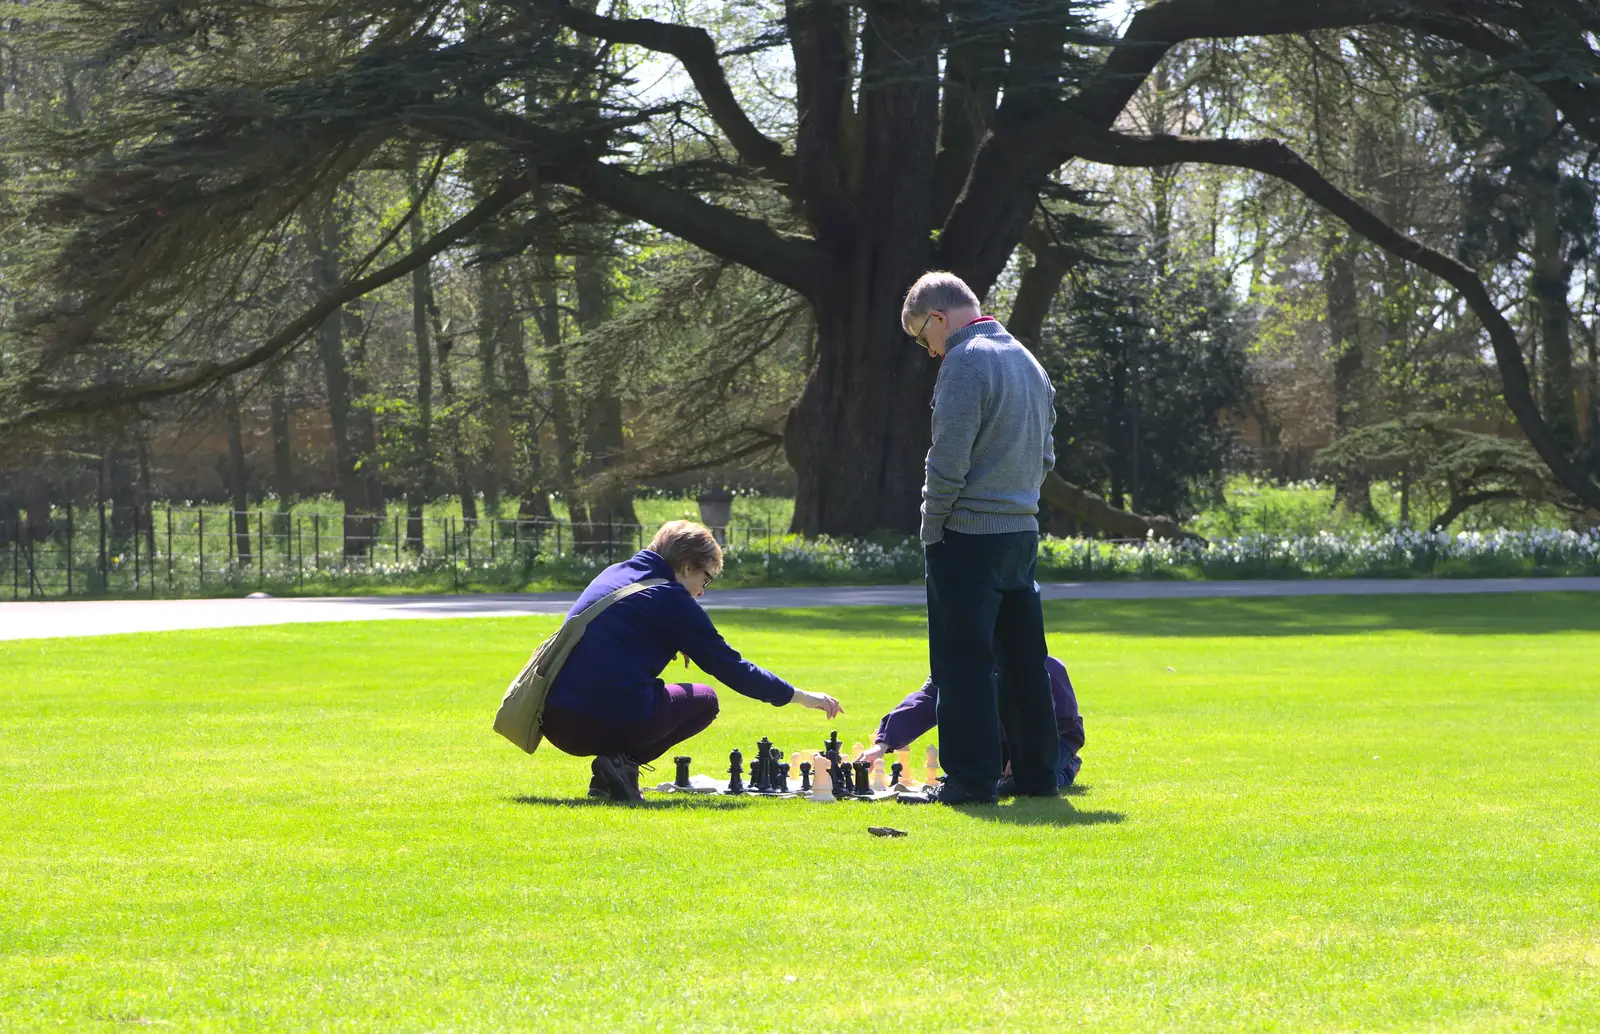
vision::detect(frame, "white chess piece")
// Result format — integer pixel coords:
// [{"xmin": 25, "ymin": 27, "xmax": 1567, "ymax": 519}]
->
[
  {"xmin": 870, "ymin": 758, "xmax": 888, "ymax": 792},
  {"xmin": 809, "ymin": 759, "xmax": 834, "ymax": 802},
  {"xmin": 924, "ymin": 745, "xmax": 940, "ymax": 787}
]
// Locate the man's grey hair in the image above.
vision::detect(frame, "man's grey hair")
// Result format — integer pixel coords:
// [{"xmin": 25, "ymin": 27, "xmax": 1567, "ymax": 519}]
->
[{"xmin": 901, "ymin": 271, "xmax": 980, "ymax": 333}]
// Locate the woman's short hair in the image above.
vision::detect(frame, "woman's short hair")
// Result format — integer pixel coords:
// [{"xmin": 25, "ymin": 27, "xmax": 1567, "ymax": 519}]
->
[
  {"xmin": 901, "ymin": 271, "xmax": 980, "ymax": 334},
  {"xmin": 648, "ymin": 520, "xmax": 724, "ymax": 576}
]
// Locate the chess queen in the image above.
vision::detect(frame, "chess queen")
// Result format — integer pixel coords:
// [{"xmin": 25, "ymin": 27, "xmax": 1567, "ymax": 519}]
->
[{"xmin": 538, "ymin": 520, "xmax": 844, "ymax": 802}]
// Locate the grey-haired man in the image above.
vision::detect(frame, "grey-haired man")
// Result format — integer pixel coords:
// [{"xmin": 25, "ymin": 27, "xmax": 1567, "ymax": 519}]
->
[{"xmin": 900, "ymin": 271, "xmax": 1060, "ymax": 805}]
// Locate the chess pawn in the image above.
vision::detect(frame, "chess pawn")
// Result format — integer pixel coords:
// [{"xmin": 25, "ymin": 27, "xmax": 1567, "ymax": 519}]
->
[
  {"xmin": 924, "ymin": 745, "xmax": 939, "ymax": 786},
  {"xmin": 778, "ymin": 762, "xmax": 791, "ymax": 793},
  {"xmin": 853, "ymin": 761, "xmax": 873, "ymax": 797},
  {"xmin": 870, "ymin": 758, "xmax": 888, "ymax": 792},
  {"xmin": 809, "ymin": 760, "xmax": 834, "ymax": 802},
  {"xmin": 673, "ymin": 756, "xmax": 692, "ymax": 789},
  {"xmin": 799, "ymin": 762, "xmax": 813, "ymax": 794},
  {"xmin": 890, "ymin": 761, "xmax": 904, "ymax": 788}
]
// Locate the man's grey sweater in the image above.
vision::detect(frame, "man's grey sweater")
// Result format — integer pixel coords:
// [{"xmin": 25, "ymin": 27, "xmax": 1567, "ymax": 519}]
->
[{"xmin": 921, "ymin": 319, "xmax": 1057, "ymax": 545}]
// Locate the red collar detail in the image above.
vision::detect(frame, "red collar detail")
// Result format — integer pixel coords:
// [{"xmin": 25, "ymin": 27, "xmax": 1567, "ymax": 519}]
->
[{"xmin": 960, "ymin": 316, "xmax": 997, "ymax": 330}]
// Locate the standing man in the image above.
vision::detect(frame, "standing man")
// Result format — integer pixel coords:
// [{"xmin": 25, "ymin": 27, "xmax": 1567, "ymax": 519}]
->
[{"xmin": 901, "ymin": 271, "xmax": 1060, "ymax": 805}]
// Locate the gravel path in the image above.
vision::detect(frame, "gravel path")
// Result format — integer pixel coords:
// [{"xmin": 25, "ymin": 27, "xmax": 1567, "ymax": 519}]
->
[{"xmin": 3, "ymin": 577, "xmax": 1598, "ymax": 642}]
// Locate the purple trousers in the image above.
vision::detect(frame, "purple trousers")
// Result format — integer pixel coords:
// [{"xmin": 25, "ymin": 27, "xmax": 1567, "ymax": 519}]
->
[{"xmin": 541, "ymin": 682, "xmax": 720, "ymax": 764}]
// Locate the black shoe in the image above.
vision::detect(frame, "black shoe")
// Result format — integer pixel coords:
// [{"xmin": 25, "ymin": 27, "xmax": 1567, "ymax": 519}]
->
[
  {"xmin": 998, "ymin": 776, "xmax": 1061, "ymax": 799},
  {"xmin": 617, "ymin": 757, "xmax": 646, "ymax": 800},
  {"xmin": 896, "ymin": 783, "xmax": 998, "ymax": 806},
  {"xmin": 590, "ymin": 755, "xmax": 637, "ymax": 804}
]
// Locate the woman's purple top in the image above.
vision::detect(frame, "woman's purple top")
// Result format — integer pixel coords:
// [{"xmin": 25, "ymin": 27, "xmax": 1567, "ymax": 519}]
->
[
  {"xmin": 874, "ymin": 656, "xmax": 1085, "ymax": 769},
  {"xmin": 544, "ymin": 550, "xmax": 796, "ymax": 722}
]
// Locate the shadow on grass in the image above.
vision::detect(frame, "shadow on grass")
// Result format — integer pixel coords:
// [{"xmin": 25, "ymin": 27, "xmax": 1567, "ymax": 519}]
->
[
  {"xmin": 950, "ymin": 800, "xmax": 1125, "ymax": 827},
  {"xmin": 711, "ymin": 594, "xmax": 1600, "ymax": 639},
  {"xmin": 509, "ymin": 794, "xmax": 754, "ymax": 810}
]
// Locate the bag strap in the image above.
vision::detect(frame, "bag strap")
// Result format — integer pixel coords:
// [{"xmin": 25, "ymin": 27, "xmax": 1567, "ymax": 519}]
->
[{"xmin": 533, "ymin": 577, "xmax": 665, "ymax": 678}]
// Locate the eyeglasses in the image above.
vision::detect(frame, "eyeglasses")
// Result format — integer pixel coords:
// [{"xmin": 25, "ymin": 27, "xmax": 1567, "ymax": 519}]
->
[
  {"xmin": 911, "ymin": 312, "xmax": 934, "ymax": 352},
  {"xmin": 702, "ymin": 571, "xmax": 715, "ymax": 588}
]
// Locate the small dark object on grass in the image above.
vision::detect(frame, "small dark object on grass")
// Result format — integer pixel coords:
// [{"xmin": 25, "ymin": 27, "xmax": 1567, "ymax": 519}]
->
[
  {"xmin": 673, "ymin": 756, "xmax": 692, "ymax": 789},
  {"xmin": 868, "ymin": 827, "xmax": 908, "ymax": 838},
  {"xmin": 726, "ymin": 749, "xmax": 744, "ymax": 794}
]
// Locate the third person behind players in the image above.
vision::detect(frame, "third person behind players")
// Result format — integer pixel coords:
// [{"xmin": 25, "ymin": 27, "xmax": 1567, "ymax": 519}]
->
[{"xmin": 855, "ymin": 657, "xmax": 1084, "ymax": 793}]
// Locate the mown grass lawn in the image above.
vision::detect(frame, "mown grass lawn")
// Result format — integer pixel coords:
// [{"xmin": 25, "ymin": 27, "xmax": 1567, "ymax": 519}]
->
[{"xmin": 2, "ymin": 595, "xmax": 1599, "ymax": 1032}]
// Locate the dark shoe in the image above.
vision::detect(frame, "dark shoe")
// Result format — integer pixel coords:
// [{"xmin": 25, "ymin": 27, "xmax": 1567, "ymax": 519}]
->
[
  {"xmin": 587, "ymin": 773, "xmax": 609, "ymax": 798},
  {"xmin": 617, "ymin": 757, "xmax": 646, "ymax": 800},
  {"xmin": 590, "ymin": 756, "xmax": 636, "ymax": 804},
  {"xmin": 896, "ymin": 783, "xmax": 998, "ymax": 806},
  {"xmin": 998, "ymin": 776, "xmax": 1061, "ymax": 799}
]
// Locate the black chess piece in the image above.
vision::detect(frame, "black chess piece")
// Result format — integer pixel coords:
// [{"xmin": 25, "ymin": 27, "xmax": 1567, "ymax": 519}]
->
[
  {"xmin": 828, "ymin": 754, "xmax": 846, "ymax": 798},
  {"xmin": 749, "ymin": 758, "xmax": 761, "ymax": 791},
  {"xmin": 778, "ymin": 762, "xmax": 791, "ymax": 793},
  {"xmin": 854, "ymin": 761, "xmax": 873, "ymax": 797},
  {"xmin": 890, "ymin": 761, "xmax": 904, "ymax": 788},
  {"xmin": 674, "ymin": 756, "xmax": 692, "ymax": 789},
  {"xmin": 756, "ymin": 737, "xmax": 773, "ymax": 791},
  {"xmin": 726, "ymin": 749, "xmax": 744, "ymax": 794},
  {"xmin": 837, "ymin": 757, "xmax": 853, "ymax": 796},
  {"xmin": 825, "ymin": 730, "xmax": 842, "ymax": 757},
  {"xmin": 799, "ymin": 762, "xmax": 813, "ymax": 794}
]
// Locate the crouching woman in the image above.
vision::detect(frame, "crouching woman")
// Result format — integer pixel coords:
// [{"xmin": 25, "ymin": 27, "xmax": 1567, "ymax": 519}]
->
[{"xmin": 541, "ymin": 520, "xmax": 842, "ymax": 801}]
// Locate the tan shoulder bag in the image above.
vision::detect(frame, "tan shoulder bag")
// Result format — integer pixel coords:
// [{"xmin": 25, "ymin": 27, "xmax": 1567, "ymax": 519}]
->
[{"xmin": 492, "ymin": 578, "xmax": 667, "ymax": 754}]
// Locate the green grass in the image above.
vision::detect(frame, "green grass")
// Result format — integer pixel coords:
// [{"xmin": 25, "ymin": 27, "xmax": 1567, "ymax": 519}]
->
[{"xmin": 3, "ymin": 596, "xmax": 1600, "ymax": 1031}]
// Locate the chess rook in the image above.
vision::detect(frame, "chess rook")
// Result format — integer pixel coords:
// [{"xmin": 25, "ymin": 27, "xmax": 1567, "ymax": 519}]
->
[{"xmin": 673, "ymin": 756, "xmax": 692, "ymax": 789}]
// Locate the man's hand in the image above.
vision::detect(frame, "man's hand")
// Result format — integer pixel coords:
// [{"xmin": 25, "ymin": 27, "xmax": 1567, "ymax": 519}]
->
[
  {"xmin": 791, "ymin": 690, "xmax": 843, "ymax": 719},
  {"xmin": 855, "ymin": 742, "xmax": 889, "ymax": 766}
]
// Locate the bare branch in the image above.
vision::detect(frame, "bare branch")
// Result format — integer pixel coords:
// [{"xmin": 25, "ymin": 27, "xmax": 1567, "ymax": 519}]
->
[
  {"xmin": 556, "ymin": 6, "xmax": 796, "ymax": 186},
  {"xmin": 4, "ymin": 175, "xmax": 535, "ymax": 431}
]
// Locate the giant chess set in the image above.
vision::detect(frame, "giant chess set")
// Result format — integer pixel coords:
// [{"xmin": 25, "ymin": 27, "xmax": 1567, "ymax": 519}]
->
[{"xmin": 651, "ymin": 730, "xmax": 938, "ymax": 801}]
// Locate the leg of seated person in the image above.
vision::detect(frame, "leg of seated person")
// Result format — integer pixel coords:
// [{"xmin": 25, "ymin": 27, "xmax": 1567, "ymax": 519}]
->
[{"xmin": 626, "ymin": 682, "xmax": 719, "ymax": 765}]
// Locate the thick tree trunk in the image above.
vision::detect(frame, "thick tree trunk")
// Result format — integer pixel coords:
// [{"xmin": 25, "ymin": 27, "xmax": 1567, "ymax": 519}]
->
[
  {"xmin": 573, "ymin": 255, "xmax": 636, "ymax": 547},
  {"xmin": 783, "ymin": 0, "xmax": 942, "ymax": 537},
  {"xmin": 268, "ymin": 362, "xmax": 294, "ymax": 537},
  {"xmin": 307, "ymin": 202, "xmax": 371, "ymax": 556},
  {"xmin": 1323, "ymin": 232, "xmax": 1374, "ymax": 517},
  {"xmin": 1531, "ymin": 108, "xmax": 1579, "ymax": 454},
  {"xmin": 344, "ymin": 303, "xmax": 386, "ymax": 524},
  {"xmin": 499, "ymin": 255, "xmax": 551, "ymax": 522},
  {"xmin": 477, "ymin": 249, "xmax": 512, "ymax": 518},
  {"xmin": 222, "ymin": 380, "xmax": 253, "ymax": 566},
  {"xmin": 406, "ymin": 173, "xmax": 435, "ymax": 553}
]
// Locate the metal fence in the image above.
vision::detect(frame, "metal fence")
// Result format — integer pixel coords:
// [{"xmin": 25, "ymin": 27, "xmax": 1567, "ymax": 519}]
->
[{"xmin": 5, "ymin": 504, "xmax": 776, "ymax": 600}]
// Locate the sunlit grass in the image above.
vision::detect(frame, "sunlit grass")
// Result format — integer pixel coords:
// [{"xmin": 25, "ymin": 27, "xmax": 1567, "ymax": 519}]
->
[{"xmin": 2, "ymin": 595, "xmax": 1599, "ymax": 1031}]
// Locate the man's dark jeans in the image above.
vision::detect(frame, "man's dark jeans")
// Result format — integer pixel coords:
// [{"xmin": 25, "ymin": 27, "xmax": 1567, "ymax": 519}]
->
[{"xmin": 926, "ymin": 529, "xmax": 1059, "ymax": 799}]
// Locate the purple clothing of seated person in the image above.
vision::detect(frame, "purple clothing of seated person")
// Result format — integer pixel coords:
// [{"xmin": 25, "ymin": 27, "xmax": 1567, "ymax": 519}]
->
[
  {"xmin": 541, "ymin": 549, "xmax": 795, "ymax": 764},
  {"xmin": 874, "ymin": 656, "xmax": 1085, "ymax": 787}
]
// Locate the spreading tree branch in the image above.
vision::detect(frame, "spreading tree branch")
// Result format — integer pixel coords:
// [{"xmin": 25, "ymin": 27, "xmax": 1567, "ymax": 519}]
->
[
  {"xmin": 3, "ymin": 175, "xmax": 535, "ymax": 431},
  {"xmin": 1042, "ymin": 472, "xmax": 1204, "ymax": 543},
  {"xmin": 1053, "ymin": 119, "xmax": 1600, "ymax": 513},
  {"xmin": 556, "ymin": 6, "xmax": 796, "ymax": 186}
]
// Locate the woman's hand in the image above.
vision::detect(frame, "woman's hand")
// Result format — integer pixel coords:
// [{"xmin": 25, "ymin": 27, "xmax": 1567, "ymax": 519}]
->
[{"xmin": 791, "ymin": 689, "xmax": 844, "ymax": 720}]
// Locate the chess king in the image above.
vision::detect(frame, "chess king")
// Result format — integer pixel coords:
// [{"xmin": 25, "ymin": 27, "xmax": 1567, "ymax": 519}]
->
[
  {"xmin": 537, "ymin": 521, "xmax": 844, "ymax": 802},
  {"xmin": 855, "ymin": 656, "xmax": 1085, "ymax": 795}
]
